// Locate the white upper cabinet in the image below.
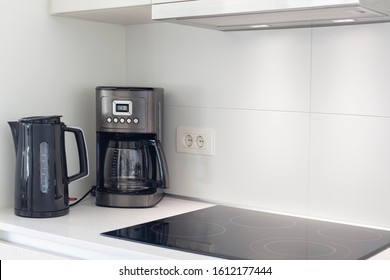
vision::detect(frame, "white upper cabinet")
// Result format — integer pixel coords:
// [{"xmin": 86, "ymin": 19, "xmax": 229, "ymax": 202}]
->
[{"xmin": 49, "ymin": 0, "xmax": 153, "ymax": 25}]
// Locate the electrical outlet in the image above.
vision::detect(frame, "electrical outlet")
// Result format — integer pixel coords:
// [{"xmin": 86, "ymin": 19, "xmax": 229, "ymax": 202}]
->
[{"xmin": 177, "ymin": 127, "xmax": 215, "ymax": 155}]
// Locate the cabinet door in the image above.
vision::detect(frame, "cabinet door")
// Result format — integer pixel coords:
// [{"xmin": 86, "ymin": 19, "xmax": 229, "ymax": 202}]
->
[
  {"xmin": 0, "ymin": 240, "xmax": 70, "ymax": 260},
  {"xmin": 49, "ymin": 0, "xmax": 152, "ymax": 25},
  {"xmin": 50, "ymin": 0, "xmax": 151, "ymax": 14}
]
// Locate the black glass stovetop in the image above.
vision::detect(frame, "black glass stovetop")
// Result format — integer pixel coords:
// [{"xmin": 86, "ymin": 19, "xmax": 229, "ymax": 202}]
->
[{"xmin": 102, "ymin": 206, "xmax": 390, "ymax": 259}]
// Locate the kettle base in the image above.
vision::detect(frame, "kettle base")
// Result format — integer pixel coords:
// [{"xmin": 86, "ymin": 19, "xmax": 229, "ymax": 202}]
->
[
  {"xmin": 95, "ymin": 188, "xmax": 164, "ymax": 208},
  {"xmin": 15, "ymin": 208, "xmax": 69, "ymax": 218}
]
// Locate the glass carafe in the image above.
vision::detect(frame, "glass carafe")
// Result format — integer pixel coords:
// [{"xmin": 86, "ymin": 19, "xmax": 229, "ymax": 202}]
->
[{"xmin": 103, "ymin": 139, "xmax": 163, "ymax": 192}]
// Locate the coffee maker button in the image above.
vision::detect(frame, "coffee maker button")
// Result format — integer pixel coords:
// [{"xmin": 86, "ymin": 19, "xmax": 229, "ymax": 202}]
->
[
  {"xmin": 113, "ymin": 117, "xmax": 118, "ymax": 123},
  {"xmin": 120, "ymin": 118, "xmax": 125, "ymax": 124},
  {"xmin": 126, "ymin": 118, "xmax": 132, "ymax": 124},
  {"xmin": 106, "ymin": 117, "xmax": 112, "ymax": 123},
  {"xmin": 133, "ymin": 118, "xmax": 139, "ymax": 124}
]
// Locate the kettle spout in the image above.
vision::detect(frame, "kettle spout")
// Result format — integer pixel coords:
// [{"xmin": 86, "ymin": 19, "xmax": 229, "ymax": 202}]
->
[{"xmin": 8, "ymin": 121, "xmax": 19, "ymax": 154}]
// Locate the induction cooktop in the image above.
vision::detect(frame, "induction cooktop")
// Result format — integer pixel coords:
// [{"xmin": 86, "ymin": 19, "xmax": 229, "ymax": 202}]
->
[{"xmin": 101, "ymin": 206, "xmax": 390, "ymax": 259}]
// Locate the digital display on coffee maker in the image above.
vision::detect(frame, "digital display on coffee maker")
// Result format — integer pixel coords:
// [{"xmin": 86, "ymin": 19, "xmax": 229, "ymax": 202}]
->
[
  {"xmin": 116, "ymin": 104, "xmax": 128, "ymax": 112},
  {"xmin": 113, "ymin": 100, "xmax": 132, "ymax": 116}
]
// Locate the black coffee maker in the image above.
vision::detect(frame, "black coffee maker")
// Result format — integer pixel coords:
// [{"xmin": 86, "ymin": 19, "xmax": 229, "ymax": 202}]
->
[
  {"xmin": 95, "ymin": 87, "xmax": 169, "ymax": 207},
  {"xmin": 8, "ymin": 116, "xmax": 89, "ymax": 218}
]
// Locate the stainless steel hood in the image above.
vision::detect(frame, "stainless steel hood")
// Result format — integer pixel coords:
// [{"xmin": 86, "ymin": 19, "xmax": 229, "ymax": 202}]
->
[{"xmin": 152, "ymin": 0, "xmax": 390, "ymax": 31}]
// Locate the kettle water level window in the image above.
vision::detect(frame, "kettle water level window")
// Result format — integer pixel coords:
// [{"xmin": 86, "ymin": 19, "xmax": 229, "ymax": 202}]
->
[{"xmin": 40, "ymin": 142, "xmax": 49, "ymax": 194}]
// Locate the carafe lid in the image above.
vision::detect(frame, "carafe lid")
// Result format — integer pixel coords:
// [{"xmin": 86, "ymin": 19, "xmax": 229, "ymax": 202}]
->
[{"xmin": 20, "ymin": 115, "xmax": 62, "ymax": 124}]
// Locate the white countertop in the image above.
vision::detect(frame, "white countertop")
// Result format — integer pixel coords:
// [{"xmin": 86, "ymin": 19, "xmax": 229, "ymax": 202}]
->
[
  {"xmin": 0, "ymin": 195, "xmax": 219, "ymax": 259},
  {"xmin": 1, "ymin": 195, "xmax": 390, "ymax": 260}
]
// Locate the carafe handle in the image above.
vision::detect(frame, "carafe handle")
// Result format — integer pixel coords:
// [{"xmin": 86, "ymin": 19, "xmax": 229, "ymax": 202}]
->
[
  {"xmin": 65, "ymin": 126, "xmax": 89, "ymax": 183},
  {"xmin": 155, "ymin": 141, "xmax": 169, "ymax": 189}
]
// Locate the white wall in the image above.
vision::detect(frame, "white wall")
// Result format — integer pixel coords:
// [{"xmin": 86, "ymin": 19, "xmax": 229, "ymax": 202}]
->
[
  {"xmin": 0, "ymin": 0, "xmax": 125, "ymax": 207},
  {"xmin": 126, "ymin": 22, "xmax": 390, "ymax": 228}
]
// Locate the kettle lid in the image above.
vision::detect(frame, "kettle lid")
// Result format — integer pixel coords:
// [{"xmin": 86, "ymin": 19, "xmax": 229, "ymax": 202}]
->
[{"xmin": 20, "ymin": 115, "xmax": 62, "ymax": 124}]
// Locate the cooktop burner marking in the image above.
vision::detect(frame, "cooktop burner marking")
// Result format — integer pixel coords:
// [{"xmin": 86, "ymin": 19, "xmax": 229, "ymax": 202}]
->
[
  {"xmin": 318, "ymin": 227, "xmax": 383, "ymax": 242},
  {"xmin": 250, "ymin": 238, "xmax": 352, "ymax": 259},
  {"xmin": 151, "ymin": 220, "xmax": 226, "ymax": 238},
  {"xmin": 231, "ymin": 214, "xmax": 297, "ymax": 230}
]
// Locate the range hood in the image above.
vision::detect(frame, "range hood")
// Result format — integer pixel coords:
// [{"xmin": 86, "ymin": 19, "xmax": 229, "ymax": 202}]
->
[{"xmin": 152, "ymin": 0, "xmax": 390, "ymax": 31}]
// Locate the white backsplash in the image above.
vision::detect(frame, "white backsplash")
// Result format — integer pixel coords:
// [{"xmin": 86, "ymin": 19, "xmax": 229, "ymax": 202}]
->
[
  {"xmin": 126, "ymin": 22, "xmax": 390, "ymax": 228},
  {"xmin": 164, "ymin": 107, "xmax": 310, "ymax": 215},
  {"xmin": 311, "ymin": 24, "xmax": 390, "ymax": 117},
  {"xmin": 309, "ymin": 114, "xmax": 390, "ymax": 226}
]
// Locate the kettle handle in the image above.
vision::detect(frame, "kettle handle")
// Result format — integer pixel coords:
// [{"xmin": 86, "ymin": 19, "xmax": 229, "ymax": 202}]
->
[{"xmin": 65, "ymin": 126, "xmax": 89, "ymax": 183}]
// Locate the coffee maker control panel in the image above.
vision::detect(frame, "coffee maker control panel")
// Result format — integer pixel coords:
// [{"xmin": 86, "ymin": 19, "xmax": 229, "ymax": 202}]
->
[
  {"xmin": 96, "ymin": 87, "xmax": 164, "ymax": 139},
  {"xmin": 101, "ymin": 97, "xmax": 146, "ymax": 130}
]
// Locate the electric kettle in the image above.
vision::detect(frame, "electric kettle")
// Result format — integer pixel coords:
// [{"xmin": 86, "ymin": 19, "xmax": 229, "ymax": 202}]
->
[{"xmin": 8, "ymin": 116, "xmax": 89, "ymax": 218}]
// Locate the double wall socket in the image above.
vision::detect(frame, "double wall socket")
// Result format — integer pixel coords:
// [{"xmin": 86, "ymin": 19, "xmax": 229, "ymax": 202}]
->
[{"xmin": 177, "ymin": 127, "xmax": 215, "ymax": 156}]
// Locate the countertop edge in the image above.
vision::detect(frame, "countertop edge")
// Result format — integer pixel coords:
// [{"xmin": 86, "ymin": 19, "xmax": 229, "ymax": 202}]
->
[{"xmin": 0, "ymin": 196, "xmax": 219, "ymax": 259}]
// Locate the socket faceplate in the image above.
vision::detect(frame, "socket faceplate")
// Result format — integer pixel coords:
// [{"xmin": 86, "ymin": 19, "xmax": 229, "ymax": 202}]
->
[{"xmin": 177, "ymin": 127, "xmax": 215, "ymax": 155}]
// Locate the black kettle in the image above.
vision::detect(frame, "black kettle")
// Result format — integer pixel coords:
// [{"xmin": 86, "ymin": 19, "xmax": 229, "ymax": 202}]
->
[{"xmin": 8, "ymin": 116, "xmax": 89, "ymax": 218}]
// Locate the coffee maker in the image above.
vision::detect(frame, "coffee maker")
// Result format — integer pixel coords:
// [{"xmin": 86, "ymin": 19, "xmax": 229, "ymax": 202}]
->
[{"xmin": 95, "ymin": 86, "xmax": 169, "ymax": 207}]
